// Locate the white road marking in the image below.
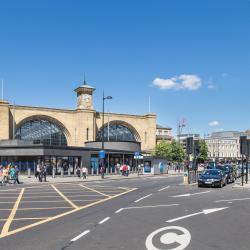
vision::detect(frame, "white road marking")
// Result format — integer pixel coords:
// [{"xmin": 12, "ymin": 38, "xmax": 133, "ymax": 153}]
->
[
  {"xmin": 146, "ymin": 226, "xmax": 191, "ymax": 250},
  {"xmin": 115, "ymin": 204, "xmax": 179, "ymax": 214},
  {"xmin": 98, "ymin": 217, "xmax": 110, "ymax": 224},
  {"xmin": 158, "ymin": 186, "xmax": 170, "ymax": 192},
  {"xmin": 71, "ymin": 230, "xmax": 91, "ymax": 242},
  {"xmin": 166, "ymin": 207, "xmax": 228, "ymax": 223},
  {"xmin": 134, "ymin": 194, "xmax": 152, "ymax": 203},
  {"xmin": 170, "ymin": 191, "xmax": 210, "ymax": 198},
  {"xmin": 215, "ymin": 197, "xmax": 250, "ymax": 203}
]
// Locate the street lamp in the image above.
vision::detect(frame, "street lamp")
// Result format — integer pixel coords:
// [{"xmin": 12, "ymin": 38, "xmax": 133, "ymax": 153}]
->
[{"xmin": 102, "ymin": 92, "xmax": 112, "ymax": 151}]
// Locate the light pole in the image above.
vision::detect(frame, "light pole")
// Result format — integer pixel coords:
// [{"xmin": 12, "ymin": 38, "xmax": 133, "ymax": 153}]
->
[{"xmin": 101, "ymin": 92, "xmax": 112, "ymax": 155}]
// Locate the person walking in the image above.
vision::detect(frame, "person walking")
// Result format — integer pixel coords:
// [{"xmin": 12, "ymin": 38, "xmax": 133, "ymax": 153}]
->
[
  {"xmin": 82, "ymin": 166, "xmax": 87, "ymax": 179},
  {"xmin": 127, "ymin": 164, "xmax": 130, "ymax": 176},
  {"xmin": 14, "ymin": 165, "xmax": 20, "ymax": 184},
  {"xmin": 76, "ymin": 166, "xmax": 81, "ymax": 178},
  {"xmin": 100, "ymin": 166, "xmax": 105, "ymax": 179},
  {"xmin": 3, "ymin": 166, "xmax": 9, "ymax": 184},
  {"xmin": 0, "ymin": 165, "xmax": 3, "ymax": 185},
  {"xmin": 41, "ymin": 164, "xmax": 47, "ymax": 182},
  {"xmin": 35, "ymin": 163, "xmax": 40, "ymax": 179}
]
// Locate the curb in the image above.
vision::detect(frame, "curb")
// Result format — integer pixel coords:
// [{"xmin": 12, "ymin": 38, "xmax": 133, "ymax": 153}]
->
[{"xmin": 15, "ymin": 174, "xmax": 182, "ymax": 187}]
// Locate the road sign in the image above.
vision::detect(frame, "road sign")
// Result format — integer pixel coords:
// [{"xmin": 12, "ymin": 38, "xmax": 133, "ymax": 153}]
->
[
  {"xmin": 134, "ymin": 152, "xmax": 143, "ymax": 159},
  {"xmin": 146, "ymin": 226, "xmax": 191, "ymax": 250},
  {"xmin": 99, "ymin": 150, "xmax": 105, "ymax": 159}
]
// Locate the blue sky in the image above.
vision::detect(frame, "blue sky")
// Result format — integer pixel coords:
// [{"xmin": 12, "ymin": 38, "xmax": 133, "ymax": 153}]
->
[{"xmin": 0, "ymin": 0, "xmax": 250, "ymax": 136}]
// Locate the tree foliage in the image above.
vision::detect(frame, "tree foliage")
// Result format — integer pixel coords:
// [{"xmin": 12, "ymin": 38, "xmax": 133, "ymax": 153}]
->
[
  {"xmin": 154, "ymin": 140, "xmax": 186, "ymax": 162},
  {"xmin": 197, "ymin": 139, "xmax": 209, "ymax": 163}
]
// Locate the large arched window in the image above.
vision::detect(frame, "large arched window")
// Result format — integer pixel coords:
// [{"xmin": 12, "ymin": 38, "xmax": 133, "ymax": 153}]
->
[
  {"xmin": 96, "ymin": 123, "xmax": 136, "ymax": 142},
  {"xmin": 15, "ymin": 119, "xmax": 67, "ymax": 146}
]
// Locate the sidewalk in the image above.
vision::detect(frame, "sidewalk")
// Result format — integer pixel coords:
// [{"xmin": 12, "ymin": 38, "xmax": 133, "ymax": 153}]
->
[
  {"xmin": 232, "ymin": 181, "xmax": 250, "ymax": 189},
  {"xmin": 16, "ymin": 170, "xmax": 182, "ymax": 185}
]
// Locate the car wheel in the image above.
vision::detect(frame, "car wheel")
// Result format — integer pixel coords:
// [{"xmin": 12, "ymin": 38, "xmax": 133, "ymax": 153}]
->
[{"xmin": 219, "ymin": 181, "xmax": 223, "ymax": 188}]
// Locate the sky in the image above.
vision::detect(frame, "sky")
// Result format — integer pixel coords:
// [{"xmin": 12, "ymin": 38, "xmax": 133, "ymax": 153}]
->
[{"xmin": 0, "ymin": 0, "xmax": 250, "ymax": 137}]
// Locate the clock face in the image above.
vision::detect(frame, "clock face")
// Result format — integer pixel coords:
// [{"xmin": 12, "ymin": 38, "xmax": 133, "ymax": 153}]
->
[{"xmin": 83, "ymin": 94, "xmax": 90, "ymax": 102}]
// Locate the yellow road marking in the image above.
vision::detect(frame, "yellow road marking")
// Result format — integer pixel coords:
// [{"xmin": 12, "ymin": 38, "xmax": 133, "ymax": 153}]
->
[
  {"xmin": 0, "ymin": 188, "xmax": 137, "ymax": 239},
  {"xmin": 51, "ymin": 185, "xmax": 78, "ymax": 209},
  {"xmin": 21, "ymin": 194, "xmax": 103, "ymax": 199},
  {"xmin": 0, "ymin": 217, "xmax": 49, "ymax": 221},
  {"xmin": 0, "ymin": 207, "xmax": 72, "ymax": 211},
  {"xmin": 79, "ymin": 184, "xmax": 112, "ymax": 198},
  {"xmin": 1, "ymin": 188, "xmax": 25, "ymax": 237}
]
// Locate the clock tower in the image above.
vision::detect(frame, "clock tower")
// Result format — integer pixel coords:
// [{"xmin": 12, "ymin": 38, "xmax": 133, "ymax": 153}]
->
[{"xmin": 74, "ymin": 79, "xmax": 96, "ymax": 109}]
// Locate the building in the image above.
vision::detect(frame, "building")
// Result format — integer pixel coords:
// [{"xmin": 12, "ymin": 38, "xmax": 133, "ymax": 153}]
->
[
  {"xmin": 156, "ymin": 125, "xmax": 172, "ymax": 144},
  {"xmin": 0, "ymin": 80, "xmax": 156, "ymax": 172},
  {"xmin": 205, "ymin": 131, "xmax": 241, "ymax": 161}
]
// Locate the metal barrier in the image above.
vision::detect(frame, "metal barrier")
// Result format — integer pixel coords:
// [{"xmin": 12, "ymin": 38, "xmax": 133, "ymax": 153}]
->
[{"xmin": 188, "ymin": 170, "xmax": 203, "ymax": 184}]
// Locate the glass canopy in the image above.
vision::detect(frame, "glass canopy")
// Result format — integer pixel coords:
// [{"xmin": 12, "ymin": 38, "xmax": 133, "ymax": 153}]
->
[{"xmin": 15, "ymin": 119, "xmax": 67, "ymax": 146}]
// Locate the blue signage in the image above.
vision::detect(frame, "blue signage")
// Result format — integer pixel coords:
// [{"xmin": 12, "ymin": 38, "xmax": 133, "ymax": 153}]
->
[
  {"xmin": 134, "ymin": 152, "xmax": 140, "ymax": 157},
  {"xmin": 99, "ymin": 150, "xmax": 105, "ymax": 159}
]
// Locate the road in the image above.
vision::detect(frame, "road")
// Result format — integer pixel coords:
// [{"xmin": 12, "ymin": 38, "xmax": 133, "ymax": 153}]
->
[{"xmin": 1, "ymin": 175, "xmax": 250, "ymax": 250}]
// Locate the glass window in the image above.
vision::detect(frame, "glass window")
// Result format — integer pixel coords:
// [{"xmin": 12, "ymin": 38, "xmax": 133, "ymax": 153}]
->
[
  {"xmin": 15, "ymin": 119, "xmax": 67, "ymax": 146},
  {"xmin": 96, "ymin": 123, "xmax": 136, "ymax": 142}
]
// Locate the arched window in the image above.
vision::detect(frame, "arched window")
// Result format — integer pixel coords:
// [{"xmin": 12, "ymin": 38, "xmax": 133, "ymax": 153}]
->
[
  {"xmin": 96, "ymin": 123, "xmax": 136, "ymax": 142},
  {"xmin": 15, "ymin": 119, "xmax": 67, "ymax": 146}
]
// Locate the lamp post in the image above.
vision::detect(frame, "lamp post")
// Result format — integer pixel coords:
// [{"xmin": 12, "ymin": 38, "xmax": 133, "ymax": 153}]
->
[{"xmin": 101, "ymin": 92, "xmax": 112, "ymax": 155}]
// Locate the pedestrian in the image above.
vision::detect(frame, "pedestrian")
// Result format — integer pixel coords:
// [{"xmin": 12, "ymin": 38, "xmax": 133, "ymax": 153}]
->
[
  {"xmin": 35, "ymin": 163, "xmax": 40, "ymax": 179},
  {"xmin": 38, "ymin": 165, "xmax": 43, "ymax": 182},
  {"xmin": 3, "ymin": 166, "xmax": 9, "ymax": 184},
  {"xmin": 76, "ymin": 166, "xmax": 81, "ymax": 178},
  {"xmin": 100, "ymin": 166, "xmax": 105, "ymax": 179},
  {"xmin": 127, "ymin": 164, "xmax": 130, "ymax": 176},
  {"xmin": 42, "ymin": 165, "xmax": 47, "ymax": 182},
  {"xmin": 82, "ymin": 166, "xmax": 87, "ymax": 179},
  {"xmin": 122, "ymin": 164, "xmax": 127, "ymax": 176},
  {"xmin": 14, "ymin": 165, "xmax": 20, "ymax": 184},
  {"xmin": 0, "ymin": 165, "xmax": 3, "ymax": 185},
  {"xmin": 9, "ymin": 166, "xmax": 16, "ymax": 184},
  {"xmin": 116, "ymin": 163, "xmax": 121, "ymax": 175}
]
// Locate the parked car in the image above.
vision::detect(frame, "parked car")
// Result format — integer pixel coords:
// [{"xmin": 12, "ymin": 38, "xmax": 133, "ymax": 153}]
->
[
  {"xmin": 216, "ymin": 165, "xmax": 235, "ymax": 184},
  {"xmin": 198, "ymin": 169, "xmax": 227, "ymax": 188}
]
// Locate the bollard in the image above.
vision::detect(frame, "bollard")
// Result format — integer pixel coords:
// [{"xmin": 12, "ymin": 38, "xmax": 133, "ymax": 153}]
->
[
  {"xmin": 91, "ymin": 168, "xmax": 94, "ymax": 176},
  {"xmin": 52, "ymin": 168, "xmax": 56, "ymax": 178},
  {"xmin": 61, "ymin": 168, "xmax": 64, "ymax": 178},
  {"xmin": 183, "ymin": 172, "xmax": 188, "ymax": 184},
  {"xmin": 97, "ymin": 167, "xmax": 99, "ymax": 176},
  {"xmin": 68, "ymin": 168, "xmax": 71, "ymax": 177},
  {"xmin": 28, "ymin": 168, "xmax": 31, "ymax": 178}
]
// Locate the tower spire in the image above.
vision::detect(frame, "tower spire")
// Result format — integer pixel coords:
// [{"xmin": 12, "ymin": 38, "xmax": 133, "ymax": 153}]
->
[{"xmin": 83, "ymin": 73, "xmax": 87, "ymax": 85}]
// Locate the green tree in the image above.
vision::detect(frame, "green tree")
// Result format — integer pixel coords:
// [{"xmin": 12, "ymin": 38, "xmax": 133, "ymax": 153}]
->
[
  {"xmin": 154, "ymin": 141, "xmax": 172, "ymax": 159},
  {"xmin": 197, "ymin": 139, "xmax": 208, "ymax": 163},
  {"xmin": 170, "ymin": 140, "xmax": 186, "ymax": 163}
]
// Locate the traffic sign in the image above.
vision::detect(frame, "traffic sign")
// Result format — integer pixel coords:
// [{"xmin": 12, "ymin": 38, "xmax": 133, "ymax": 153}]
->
[{"xmin": 99, "ymin": 150, "xmax": 105, "ymax": 159}]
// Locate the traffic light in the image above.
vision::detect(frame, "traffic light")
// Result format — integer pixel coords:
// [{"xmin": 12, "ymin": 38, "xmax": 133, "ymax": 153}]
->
[
  {"xmin": 240, "ymin": 136, "xmax": 248, "ymax": 155},
  {"xmin": 194, "ymin": 140, "xmax": 200, "ymax": 156},
  {"xmin": 186, "ymin": 137, "xmax": 193, "ymax": 154}
]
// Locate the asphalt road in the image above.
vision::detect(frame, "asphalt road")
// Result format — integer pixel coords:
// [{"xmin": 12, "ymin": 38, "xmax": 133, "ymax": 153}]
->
[{"xmin": 1, "ymin": 175, "xmax": 250, "ymax": 250}]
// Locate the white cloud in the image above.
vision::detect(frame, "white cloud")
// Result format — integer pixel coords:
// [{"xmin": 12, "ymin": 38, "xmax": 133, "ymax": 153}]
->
[
  {"xmin": 153, "ymin": 74, "xmax": 202, "ymax": 91},
  {"xmin": 209, "ymin": 121, "xmax": 220, "ymax": 127}
]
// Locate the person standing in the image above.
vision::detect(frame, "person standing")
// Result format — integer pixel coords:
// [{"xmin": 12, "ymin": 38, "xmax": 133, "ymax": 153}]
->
[{"xmin": 82, "ymin": 166, "xmax": 87, "ymax": 179}]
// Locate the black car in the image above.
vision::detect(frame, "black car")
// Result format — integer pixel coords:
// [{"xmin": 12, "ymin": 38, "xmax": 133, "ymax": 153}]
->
[
  {"xmin": 198, "ymin": 169, "xmax": 227, "ymax": 188},
  {"xmin": 216, "ymin": 165, "xmax": 235, "ymax": 184}
]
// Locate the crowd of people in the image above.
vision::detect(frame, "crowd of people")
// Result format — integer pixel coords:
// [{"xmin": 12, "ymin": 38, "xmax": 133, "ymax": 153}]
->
[{"xmin": 0, "ymin": 163, "xmax": 20, "ymax": 185}]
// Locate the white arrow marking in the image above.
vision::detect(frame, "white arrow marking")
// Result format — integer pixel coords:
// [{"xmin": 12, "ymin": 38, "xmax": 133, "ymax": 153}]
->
[
  {"xmin": 115, "ymin": 204, "xmax": 179, "ymax": 214},
  {"xmin": 134, "ymin": 194, "xmax": 152, "ymax": 203},
  {"xmin": 158, "ymin": 186, "xmax": 170, "ymax": 192},
  {"xmin": 170, "ymin": 191, "xmax": 210, "ymax": 198},
  {"xmin": 166, "ymin": 207, "xmax": 228, "ymax": 223}
]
